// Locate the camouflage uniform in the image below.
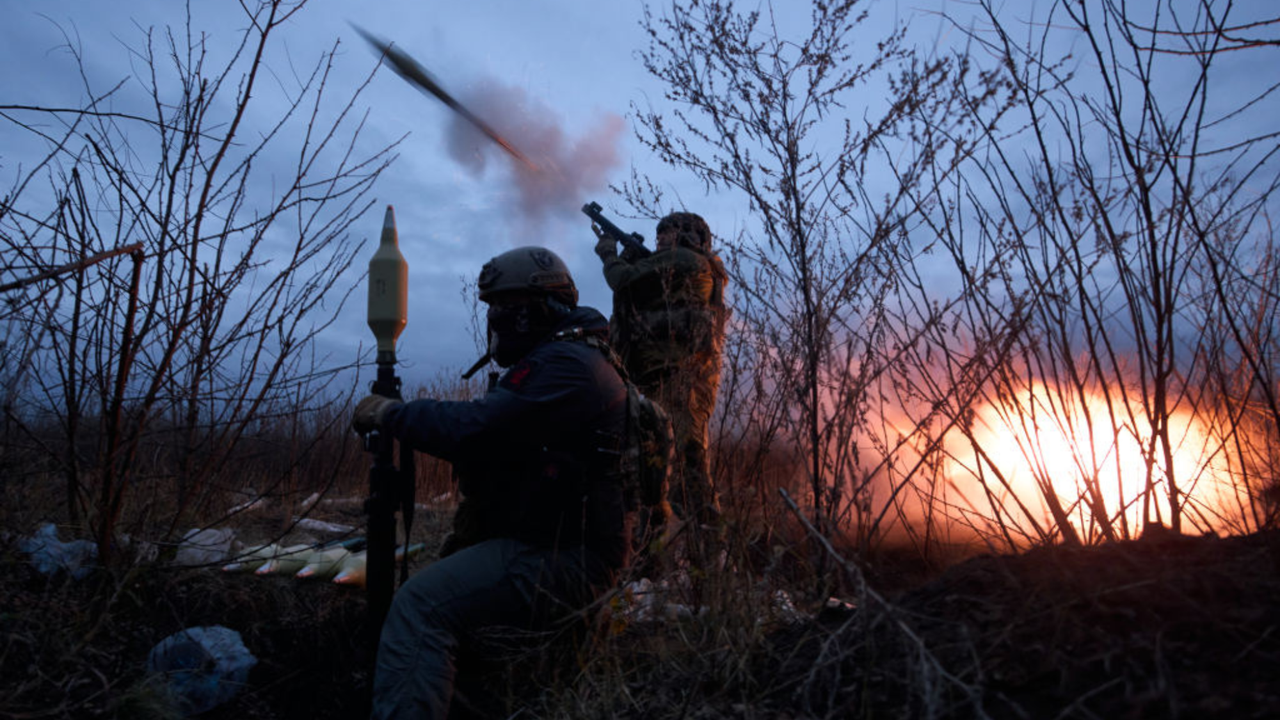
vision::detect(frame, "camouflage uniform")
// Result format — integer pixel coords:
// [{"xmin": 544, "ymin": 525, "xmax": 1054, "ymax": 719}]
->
[{"xmin": 595, "ymin": 212, "xmax": 728, "ymax": 525}]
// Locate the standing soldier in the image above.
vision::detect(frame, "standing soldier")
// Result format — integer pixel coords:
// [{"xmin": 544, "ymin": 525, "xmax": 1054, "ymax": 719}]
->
[{"xmin": 592, "ymin": 211, "xmax": 729, "ymax": 534}]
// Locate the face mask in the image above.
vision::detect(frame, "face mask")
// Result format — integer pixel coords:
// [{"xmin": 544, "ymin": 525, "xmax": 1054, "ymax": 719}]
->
[{"xmin": 487, "ymin": 301, "xmax": 542, "ymax": 367}]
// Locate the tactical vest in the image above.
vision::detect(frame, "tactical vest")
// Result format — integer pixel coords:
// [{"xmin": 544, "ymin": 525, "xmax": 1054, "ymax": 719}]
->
[{"xmin": 553, "ymin": 327, "xmax": 675, "ymax": 553}]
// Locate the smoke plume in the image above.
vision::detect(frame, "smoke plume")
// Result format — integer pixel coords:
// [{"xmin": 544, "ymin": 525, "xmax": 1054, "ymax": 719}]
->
[{"xmin": 443, "ymin": 78, "xmax": 625, "ymax": 220}]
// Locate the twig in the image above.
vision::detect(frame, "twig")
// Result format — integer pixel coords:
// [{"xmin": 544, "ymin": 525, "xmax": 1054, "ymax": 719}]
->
[
  {"xmin": 0, "ymin": 243, "xmax": 143, "ymax": 294},
  {"xmin": 778, "ymin": 487, "xmax": 995, "ymax": 720}
]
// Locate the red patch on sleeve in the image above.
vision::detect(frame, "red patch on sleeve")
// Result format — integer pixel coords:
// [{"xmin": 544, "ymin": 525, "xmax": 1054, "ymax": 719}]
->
[{"xmin": 501, "ymin": 359, "xmax": 536, "ymax": 389}]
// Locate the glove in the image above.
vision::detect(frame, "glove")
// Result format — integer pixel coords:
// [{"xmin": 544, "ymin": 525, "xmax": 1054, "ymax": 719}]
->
[
  {"xmin": 352, "ymin": 394, "xmax": 402, "ymax": 434},
  {"xmin": 620, "ymin": 243, "xmax": 651, "ymax": 262},
  {"xmin": 592, "ymin": 223, "xmax": 617, "ymax": 261}
]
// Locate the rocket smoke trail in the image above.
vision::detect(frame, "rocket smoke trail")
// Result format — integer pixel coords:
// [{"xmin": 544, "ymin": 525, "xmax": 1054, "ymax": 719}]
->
[
  {"xmin": 352, "ymin": 24, "xmax": 538, "ymax": 172},
  {"xmin": 353, "ymin": 24, "xmax": 623, "ymax": 222},
  {"xmin": 446, "ymin": 79, "xmax": 624, "ymax": 220}
]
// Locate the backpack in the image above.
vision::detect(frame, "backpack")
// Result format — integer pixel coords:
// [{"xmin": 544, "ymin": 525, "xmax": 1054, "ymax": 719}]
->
[
  {"xmin": 553, "ymin": 328, "xmax": 674, "ymax": 535},
  {"xmin": 620, "ymin": 380, "xmax": 675, "ymax": 533}
]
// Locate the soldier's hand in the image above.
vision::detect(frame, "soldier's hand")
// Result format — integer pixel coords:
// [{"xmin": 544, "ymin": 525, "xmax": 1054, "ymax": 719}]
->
[
  {"xmin": 352, "ymin": 394, "xmax": 402, "ymax": 434},
  {"xmin": 620, "ymin": 243, "xmax": 649, "ymax": 263},
  {"xmin": 592, "ymin": 223, "xmax": 617, "ymax": 261}
]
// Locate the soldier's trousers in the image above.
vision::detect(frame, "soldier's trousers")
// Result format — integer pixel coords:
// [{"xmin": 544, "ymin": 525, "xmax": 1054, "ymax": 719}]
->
[
  {"xmin": 641, "ymin": 363, "xmax": 720, "ymax": 523},
  {"xmin": 369, "ymin": 538, "xmax": 606, "ymax": 720}
]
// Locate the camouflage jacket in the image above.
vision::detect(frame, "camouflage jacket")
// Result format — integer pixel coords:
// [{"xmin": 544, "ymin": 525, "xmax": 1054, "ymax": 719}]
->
[{"xmin": 599, "ymin": 245, "xmax": 728, "ymax": 378}]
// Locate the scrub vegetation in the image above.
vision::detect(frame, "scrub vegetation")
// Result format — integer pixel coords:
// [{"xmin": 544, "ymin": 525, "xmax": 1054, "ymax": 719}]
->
[{"xmin": 2, "ymin": 1, "xmax": 1279, "ymax": 718}]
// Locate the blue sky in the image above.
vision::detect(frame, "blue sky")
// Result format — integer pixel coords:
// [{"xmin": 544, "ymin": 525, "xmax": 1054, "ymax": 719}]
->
[
  {"xmin": 0, "ymin": 0, "xmax": 975, "ymax": 390},
  {"xmin": 6, "ymin": 0, "xmax": 1273, "ymax": 394},
  {"xmin": 0, "ymin": 0, "xmax": 756, "ymax": 383}
]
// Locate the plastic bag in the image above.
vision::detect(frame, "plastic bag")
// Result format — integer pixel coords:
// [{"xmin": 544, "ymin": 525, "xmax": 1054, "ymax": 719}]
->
[
  {"xmin": 172, "ymin": 527, "xmax": 236, "ymax": 567},
  {"xmin": 146, "ymin": 625, "xmax": 257, "ymax": 715},
  {"xmin": 18, "ymin": 523, "xmax": 97, "ymax": 579}
]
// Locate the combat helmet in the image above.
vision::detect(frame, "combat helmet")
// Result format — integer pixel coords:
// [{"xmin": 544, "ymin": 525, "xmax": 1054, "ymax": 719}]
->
[
  {"xmin": 478, "ymin": 246, "xmax": 578, "ymax": 367},
  {"xmin": 477, "ymin": 246, "xmax": 578, "ymax": 307},
  {"xmin": 656, "ymin": 212, "xmax": 712, "ymax": 253}
]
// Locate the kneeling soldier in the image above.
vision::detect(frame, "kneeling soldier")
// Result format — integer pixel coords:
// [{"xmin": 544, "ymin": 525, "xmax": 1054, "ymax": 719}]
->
[{"xmin": 353, "ymin": 246, "xmax": 629, "ymax": 719}]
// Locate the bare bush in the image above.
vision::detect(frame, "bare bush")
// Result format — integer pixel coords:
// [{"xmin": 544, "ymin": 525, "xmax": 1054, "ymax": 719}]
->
[
  {"xmin": 0, "ymin": 0, "xmax": 397, "ymax": 562},
  {"xmin": 626, "ymin": 0, "xmax": 994, "ymax": 549},
  {"xmin": 891, "ymin": 0, "xmax": 1280, "ymax": 547},
  {"xmin": 634, "ymin": 0, "xmax": 1280, "ymax": 560}
]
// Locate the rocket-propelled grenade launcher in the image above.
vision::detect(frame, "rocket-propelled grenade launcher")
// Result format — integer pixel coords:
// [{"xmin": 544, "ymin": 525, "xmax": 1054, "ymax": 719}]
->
[
  {"xmin": 582, "ymin": 201, "xmax": 651, "ymax": 260},
  {"xmin": 364, "ymin": 205, "xmax": 416, "ymax": 644}
]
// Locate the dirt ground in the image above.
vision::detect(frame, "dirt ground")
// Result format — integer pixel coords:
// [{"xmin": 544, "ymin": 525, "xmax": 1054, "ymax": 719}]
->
[
  {"xmin": 3, "ymin": 522, "xmax": 1277, "ymax": 719},
  {"xmin": 760, "ymin": 529, "xmax": 1280, "ymax": 719}
]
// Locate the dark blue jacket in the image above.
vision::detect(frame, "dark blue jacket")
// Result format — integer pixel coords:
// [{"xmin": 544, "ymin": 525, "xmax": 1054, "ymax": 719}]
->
[{"xmin": 382, "ymin": 307, "xmax": 631, "ymax": 569}]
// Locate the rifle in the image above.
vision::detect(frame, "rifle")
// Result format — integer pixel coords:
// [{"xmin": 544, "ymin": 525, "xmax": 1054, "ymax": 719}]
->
[
  {"xmin": 582, "ymin": 201, "xmax": 650, "ymax": 259},
  {"xmin": 364, "ymin": 205, "xmax": 416, "ymax": 648}
]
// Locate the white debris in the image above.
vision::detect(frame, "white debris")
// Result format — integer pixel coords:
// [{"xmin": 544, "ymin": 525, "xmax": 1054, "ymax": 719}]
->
[
  {"xmin": 292, "ymin": 517, "xmax": 355, "ymax": 535},
  {"xmin": 298, "ymin": 492, "xmax": 321, "ymax": 512},
  {"xmin": 610, "ymin": 576, "xmax": 815, "ymax": 627},
  {"xmin": 616, "ymin": 577, "xmax": 708, "ymax": 623},
  {"xmin": 227, "ymin": 495, "xmax": 269, "ymax": 515},
  {"xmin": 173, "ymin": 527, "xmax": 237, "ymax": 567},
  {"xmin": 119, "ymin": 533, "xmax": 160, "ymax": 564},
  {"xmin": 19, "ymin": 523, "xmax": 98, "ymax": 579},
  {"xmin": 318, "ymin": 496, "xmax": 364, "ymax": 510},
  {"xmin": 769, "ymin": 589, "xmax": 805, "ymax": 624}
]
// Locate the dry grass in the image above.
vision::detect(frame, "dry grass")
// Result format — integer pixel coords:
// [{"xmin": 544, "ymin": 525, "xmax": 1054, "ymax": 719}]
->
[
  {"xmin": 0, "ymin": 492, "xmax": 455, "ymax": 720},
  {"xmin": 4, "ymin": 497, "xmax": 1280, "ymax": 719},
  {"xmin": 2, "ymin": 380, "xmax": 1277, "ymax": 719},
  {"xmin": 508, "ymin": 528, "xmax": 1280, "ymax": 720}
]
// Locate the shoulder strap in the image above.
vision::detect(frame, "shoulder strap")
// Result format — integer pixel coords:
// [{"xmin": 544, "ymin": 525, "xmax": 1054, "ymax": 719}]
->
[
  {"xmin": 708, "ymin": 253, "xmax": 728, "ymax": 309},
  {"xmin": 552, "ymin": 326, "xmax": 632, "ymax": 382}
]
